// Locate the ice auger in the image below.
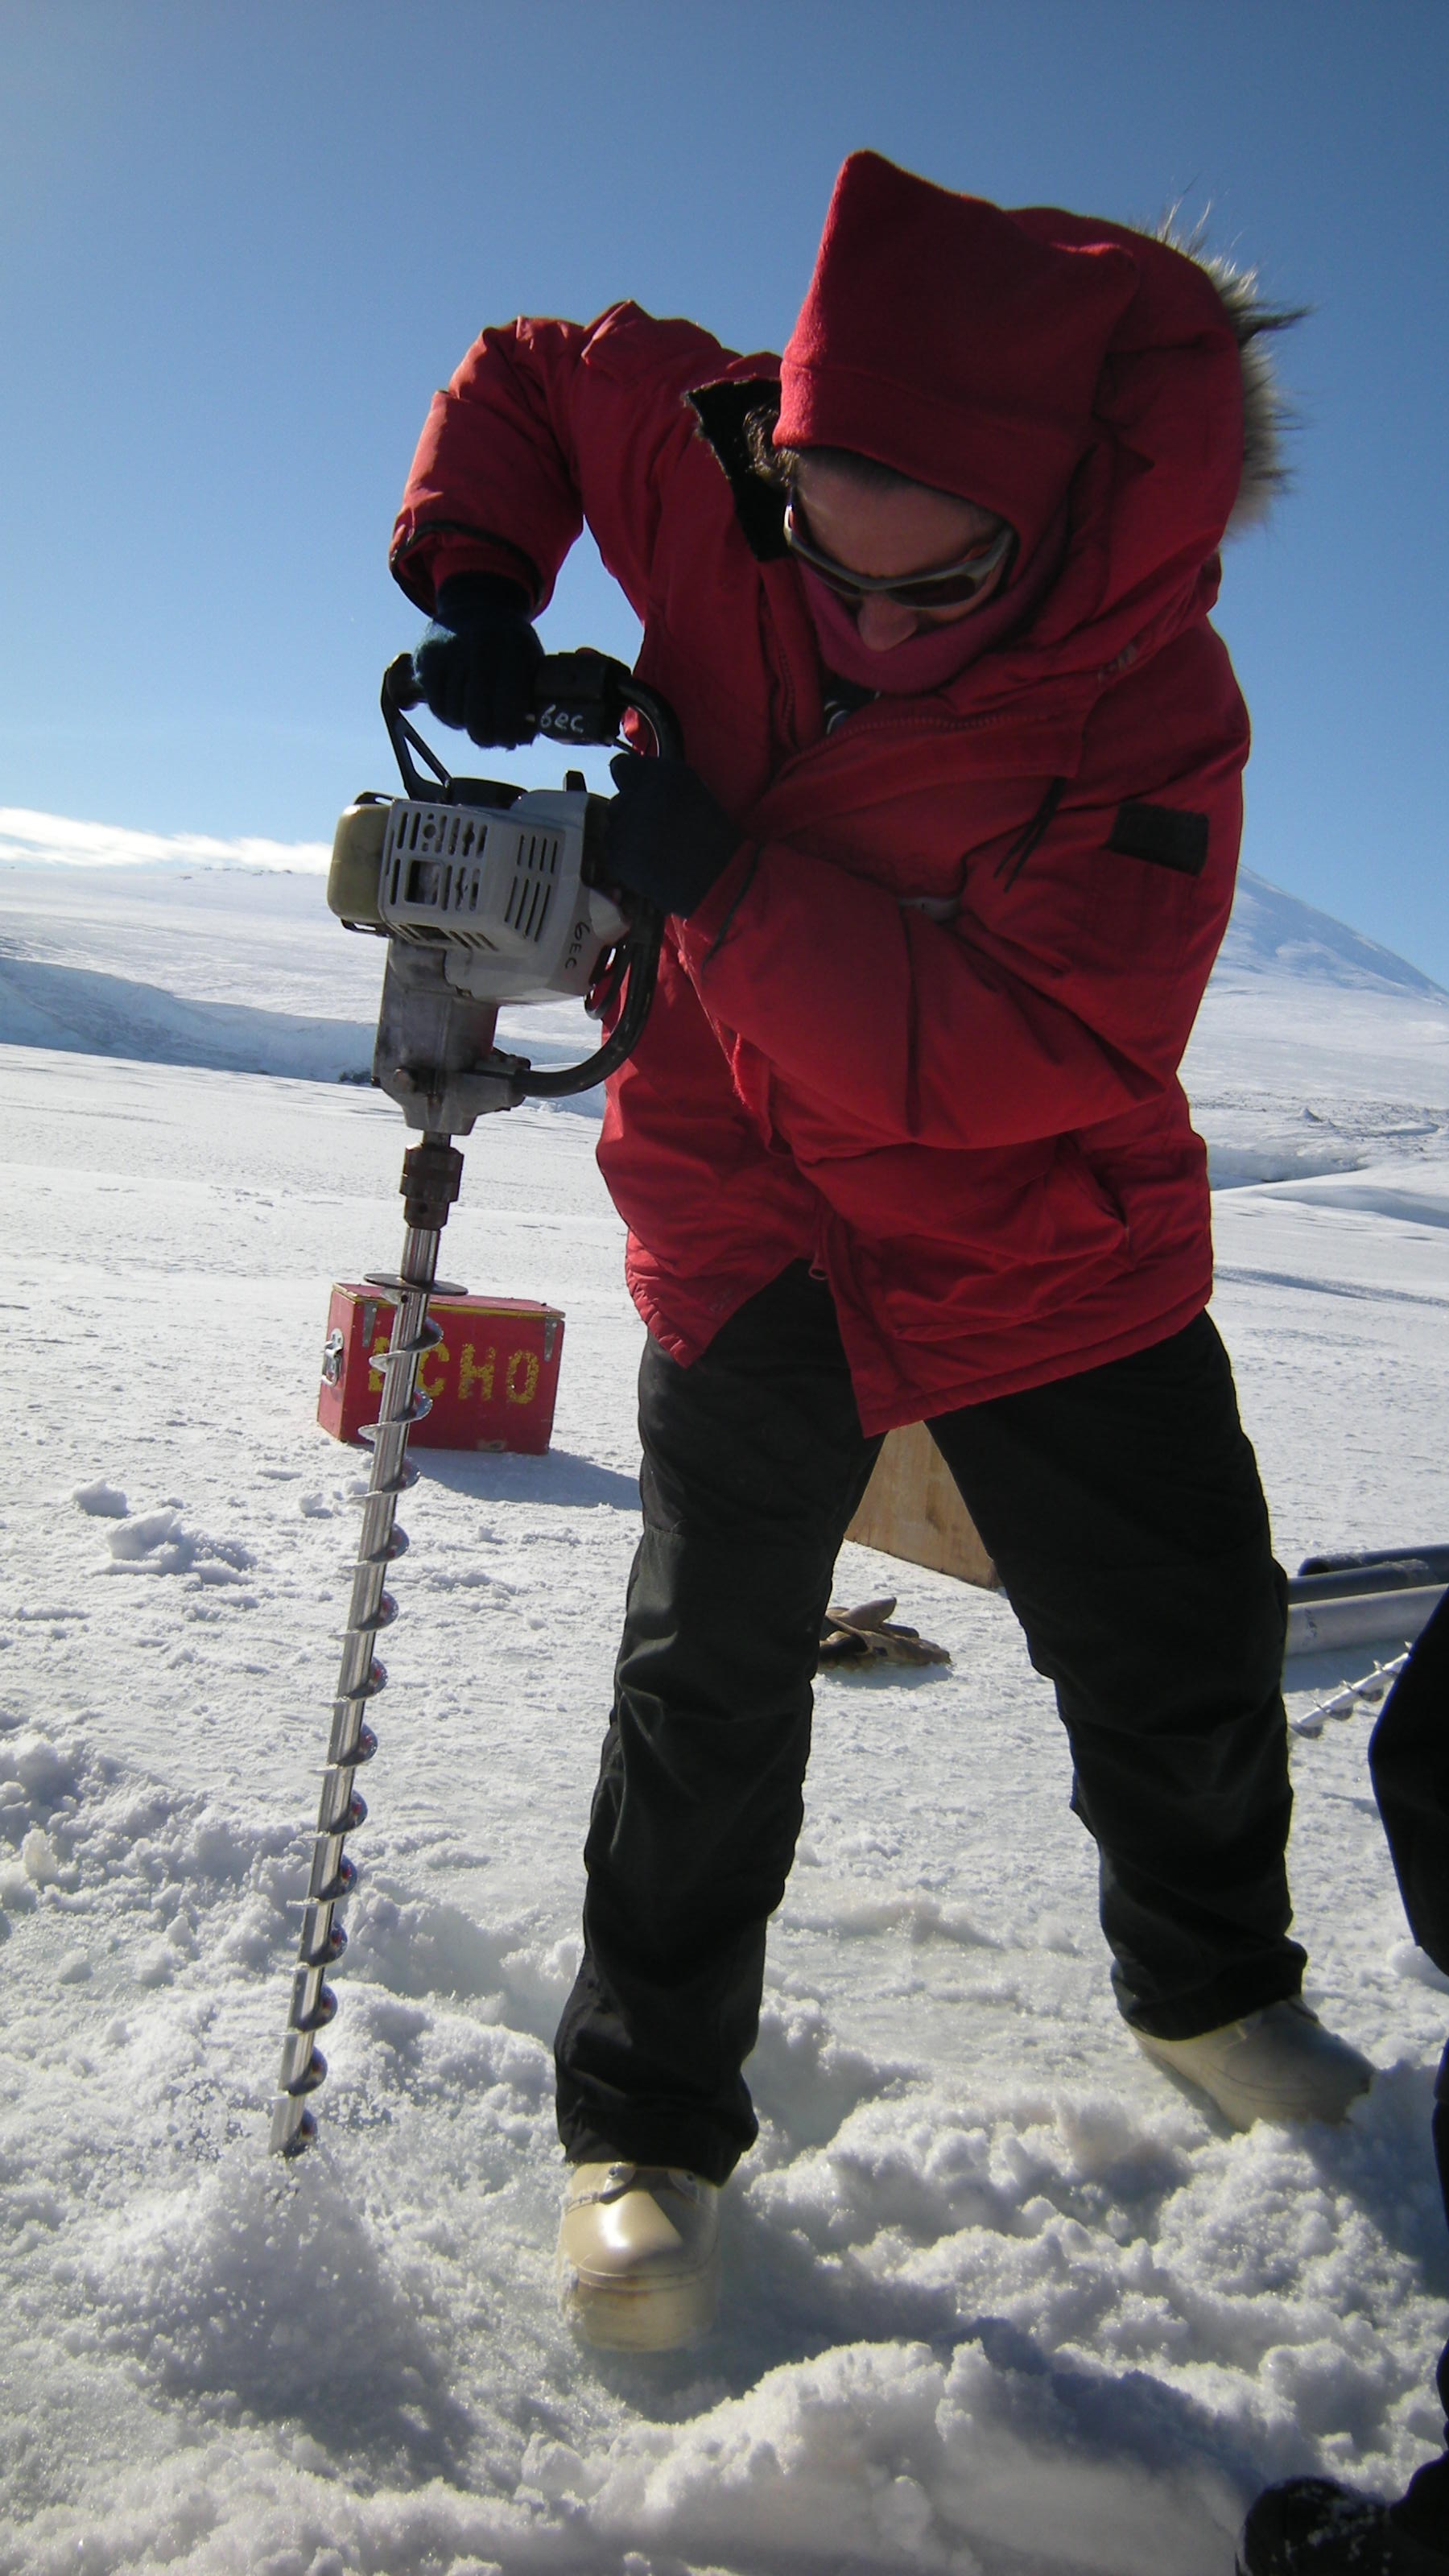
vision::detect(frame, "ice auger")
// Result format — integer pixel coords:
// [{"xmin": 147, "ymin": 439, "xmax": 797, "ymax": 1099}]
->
[{"xmin": 270, "ymin": 650, "xmax": 678, "ymax": 2157}]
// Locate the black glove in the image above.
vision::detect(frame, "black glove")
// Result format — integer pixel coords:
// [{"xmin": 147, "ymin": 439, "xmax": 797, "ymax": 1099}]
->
[
  {"xmin": 604, "ymin": 752, "xmax": 741, "ymax": 919},
  {"xmin": 411, "ymin": 572, "xmax": 543, "ymax": 749}
]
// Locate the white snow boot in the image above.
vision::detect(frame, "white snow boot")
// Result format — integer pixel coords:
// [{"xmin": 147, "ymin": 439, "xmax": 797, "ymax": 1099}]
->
[
  {"xmin": 1134, "ymin": 1997, "xmax": 1373, "ymax": 2128},
  {"xmin": 557, "ymin": 2159, "xmax": 720, "ymax": 2351}
]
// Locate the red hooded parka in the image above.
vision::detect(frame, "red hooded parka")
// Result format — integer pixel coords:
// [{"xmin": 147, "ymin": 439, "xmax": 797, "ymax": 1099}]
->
[{"xmin": 392, "ymin": 155, "xmax": 1257, "ymax": 1437}]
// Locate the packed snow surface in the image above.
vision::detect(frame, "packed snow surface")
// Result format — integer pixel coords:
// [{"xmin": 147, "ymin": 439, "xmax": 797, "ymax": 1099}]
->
[{"xmin": 1, "ymin": 849, "xmax": 1448, "ymax": 2575}]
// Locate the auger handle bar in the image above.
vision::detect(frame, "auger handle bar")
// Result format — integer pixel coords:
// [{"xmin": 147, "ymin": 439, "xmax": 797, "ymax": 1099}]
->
[{"xmin": 381, "ymin": 648, "xmax": 681, "ymax": 787}]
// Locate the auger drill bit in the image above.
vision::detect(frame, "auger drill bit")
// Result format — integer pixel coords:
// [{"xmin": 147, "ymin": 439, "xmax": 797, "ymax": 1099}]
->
[
  {"xmin": 270, "ymin": 1135, "xmax": 464, "ymax": 2156},
  {"xmin": 269, "ymin": 650, "xmax": 675, "ymax": 2157}
]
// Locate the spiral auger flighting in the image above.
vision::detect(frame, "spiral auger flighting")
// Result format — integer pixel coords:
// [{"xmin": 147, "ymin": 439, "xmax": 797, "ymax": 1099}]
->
[{"xmin": 270, "ymin": 1136, "xmax": 464, "ymax": 2157}]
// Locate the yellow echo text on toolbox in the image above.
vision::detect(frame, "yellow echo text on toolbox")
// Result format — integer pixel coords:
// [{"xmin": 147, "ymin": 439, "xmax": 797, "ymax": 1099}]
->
[{"xmin": 316, "ymin": 1285, "xmax": 564, "ymax": 1455}]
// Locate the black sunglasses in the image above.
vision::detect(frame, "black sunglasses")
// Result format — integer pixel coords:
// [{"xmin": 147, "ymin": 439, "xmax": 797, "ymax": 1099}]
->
[{"xmin": 782, "ymin": 498, "xmax": 1016, "ymax": 611}]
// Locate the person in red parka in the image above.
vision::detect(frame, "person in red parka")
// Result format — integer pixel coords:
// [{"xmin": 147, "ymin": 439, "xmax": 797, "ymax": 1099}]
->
[{"xmin": 394, "ymin": 151, "xmax": 1372, "ymax": 2351}]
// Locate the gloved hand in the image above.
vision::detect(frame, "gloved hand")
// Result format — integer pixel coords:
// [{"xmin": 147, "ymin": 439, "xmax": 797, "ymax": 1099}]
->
[
  {"xmin": 411, "ymin": 572, "xmax": 543, "ymax": 748},
  {"xmin": 604, "ymin": 752, "xmax": 741, "ymax": 919}
]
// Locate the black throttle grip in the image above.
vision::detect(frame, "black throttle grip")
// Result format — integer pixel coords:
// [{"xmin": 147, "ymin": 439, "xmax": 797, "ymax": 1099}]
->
[
  {"xmin": 532, "ymin": 650, "xmax": 632, "ymax": 746},
  {"xmin": 533, "ymin": 653, "xmax": 681, "ymax": 762}
]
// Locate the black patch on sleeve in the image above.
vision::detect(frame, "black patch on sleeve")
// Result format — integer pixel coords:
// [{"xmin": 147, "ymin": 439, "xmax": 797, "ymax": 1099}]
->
[
  {"xmin": 687, "ymin": 378, "xmax": 790, "ymax": 561},
  {"xmin": 1107, "ymin": 802, "xmax": 1209, "ymax": 877}
]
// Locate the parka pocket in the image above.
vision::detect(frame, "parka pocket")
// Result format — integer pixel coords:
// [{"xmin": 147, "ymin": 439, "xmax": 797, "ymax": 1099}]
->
[{"xmin": 866, "ymin": 1134, "xmax": 1133, "ymax": 1341}]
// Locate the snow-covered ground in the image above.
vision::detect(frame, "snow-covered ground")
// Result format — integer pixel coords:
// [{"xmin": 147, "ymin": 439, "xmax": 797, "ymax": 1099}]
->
[{"xmin": 2, "ymin": 840, "xmax": 1447, "ymax": 2576}]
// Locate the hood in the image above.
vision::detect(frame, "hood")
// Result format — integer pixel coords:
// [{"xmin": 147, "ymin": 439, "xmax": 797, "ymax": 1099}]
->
[
  {"xmin": 747, "ymin": 152, "xmax": 1294, "ymax": 688},
  {"xmin": 778, "ymin": 152, "xmax": 1145, "ymax": 561}
]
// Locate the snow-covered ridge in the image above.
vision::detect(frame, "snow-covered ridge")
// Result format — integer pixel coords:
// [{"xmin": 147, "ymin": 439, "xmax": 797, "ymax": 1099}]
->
[
  {"xmin": 0, "ymin": 944, "xmax": 374, "ymax": 1084},
  {"xmin": 1220, "ymin": 871, "xmax": 1447, "ymax": 1000},
  {"xmin": 0, "ymin": 859, "xmax": 605, "ymax": 1090},
  {"xmin": 0, "ymin": 805, "xmax": 331, "ymax": 874}
]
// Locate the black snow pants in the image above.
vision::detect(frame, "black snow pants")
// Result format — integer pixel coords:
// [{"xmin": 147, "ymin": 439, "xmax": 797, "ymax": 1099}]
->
[
  {"xmin": 1368, "ymin": 1594, "xmax": 1449, "ymax": 2545},
  {"xmin": 554, "ymin": 1262, "xmax": 1301, "ymax": 2185}
]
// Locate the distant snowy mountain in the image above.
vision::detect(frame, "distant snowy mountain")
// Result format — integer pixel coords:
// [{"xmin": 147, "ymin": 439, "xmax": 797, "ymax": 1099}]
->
[
  {"xmin": 1220, "ymin": 869, "xmax": 1446, "ymax": 999},
  {"xmin": 1187, "ymin": 875, "xmax": 1449, "ymax": 1190}
]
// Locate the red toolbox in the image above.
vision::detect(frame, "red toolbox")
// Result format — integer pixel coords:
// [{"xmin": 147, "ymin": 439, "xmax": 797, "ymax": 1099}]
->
[{"xmin": 316, "ymin": 1285, "xmax": 564, "ymax": 1455}]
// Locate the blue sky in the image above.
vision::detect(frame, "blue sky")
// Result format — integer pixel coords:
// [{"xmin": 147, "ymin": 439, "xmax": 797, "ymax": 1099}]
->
[{"xmin": 3, "ymin": 1, "xmax": 1447, "ymax": 979}]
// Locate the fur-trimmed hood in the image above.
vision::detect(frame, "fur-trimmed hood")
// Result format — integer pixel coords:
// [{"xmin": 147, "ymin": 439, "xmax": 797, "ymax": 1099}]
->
[{"xmin": 1170, "ymin": 225, "xmax": 1295, "ymax": 537}]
